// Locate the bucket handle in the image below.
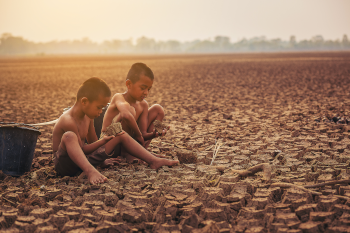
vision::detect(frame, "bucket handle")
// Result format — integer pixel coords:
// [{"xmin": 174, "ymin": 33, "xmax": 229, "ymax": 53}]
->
[{"xmin": 0, "ymin": 122, "xmax": 40, "ymax": 130}]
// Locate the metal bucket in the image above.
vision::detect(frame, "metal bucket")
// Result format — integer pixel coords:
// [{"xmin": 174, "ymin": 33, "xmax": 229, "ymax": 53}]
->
[{"xmin": 0, "ymin": 123, "xmax": 41, "ymax": 176}]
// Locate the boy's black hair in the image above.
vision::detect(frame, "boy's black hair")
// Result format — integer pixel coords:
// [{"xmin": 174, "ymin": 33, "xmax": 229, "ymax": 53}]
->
[
  {"xmin": 126, "ymin": 63, "xmax": 154, "ymax": 83},
  {"xmin": 77, "ymin": 77, "xmax": 111, "ymax": 101}
]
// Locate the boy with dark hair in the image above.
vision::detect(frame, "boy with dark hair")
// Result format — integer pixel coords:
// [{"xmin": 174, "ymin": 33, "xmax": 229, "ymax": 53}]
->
[
  {"xmin": 52, "ymin": 77, "xmax": 178, "ymax": 184},
  {"xmin": 102, "ymin": 63, "xmax": 168, "ymax": 162}
]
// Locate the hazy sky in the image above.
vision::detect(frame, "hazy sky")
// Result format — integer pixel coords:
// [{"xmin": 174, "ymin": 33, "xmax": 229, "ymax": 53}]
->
[{"xmin": 0, "ymin": 0, "xmax": 349, "ymax": 43}]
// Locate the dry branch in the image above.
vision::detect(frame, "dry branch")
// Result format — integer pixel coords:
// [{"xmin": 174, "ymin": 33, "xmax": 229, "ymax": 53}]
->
[
  {"xmin": 270, "ymin": 182, "xmax": 322, "ymax": 195},
  {"xmin": 228, "ymin": 163, "xmax": 272, "ymax": 181},
  {"xmin": 270, "ymin": 182, "xmax": 350, "ymax": 201},
  {"xmin": 304, "ymin": 179, "xmax": 350, "ymax": 188}
]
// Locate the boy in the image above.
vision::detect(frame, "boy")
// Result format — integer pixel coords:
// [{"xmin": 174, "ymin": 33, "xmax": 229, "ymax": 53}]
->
[
  {"xmin": 52, "ymin": 78, "xmax": 178, "ymax": 185},
  {"xmin": 101, "ymin": 63, "xmax": 168, "ymax": 163}
]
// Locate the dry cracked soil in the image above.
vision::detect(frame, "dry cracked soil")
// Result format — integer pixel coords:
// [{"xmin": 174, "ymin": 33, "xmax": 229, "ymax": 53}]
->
[{"xmin": 0, "ymin": 52, "xmax": 350, "ymax": 233}]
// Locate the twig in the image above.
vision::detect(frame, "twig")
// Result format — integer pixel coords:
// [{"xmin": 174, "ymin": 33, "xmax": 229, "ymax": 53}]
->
[
  {"xmin": 205, "ymin": 145, "xmax": 214, "ymax": 151},
  {"xmin": 228, "ymin": 163, "xmax": 272, "ymax": 181},
  {"xmin": 1, "ymin": 196, "xmax": 18, "ymax": 207},
  {"xmin": 304, "ymin": 179, "xmax": 350, "ymax": 188},
  {"xmin": 210, "ymin": 139, "xmax": 225, "ymax": 166},
  {"xmin": 210, "ymin": 140, "xmax": 219, "ymax": 166},
  {"xmin": 270, "ymin": 182, "xmax": 322, "ymax": 195},
  {"xmin": 270, "ymin": 182, "xmax": 350, "ymax": 201}
]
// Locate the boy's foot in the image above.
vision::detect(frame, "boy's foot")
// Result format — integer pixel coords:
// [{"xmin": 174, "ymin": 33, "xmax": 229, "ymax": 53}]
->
[
  {"xmin": 124, "ymin": 153, "xmax": 147, "ymax": 165},
  {"xmin": 100, "ymin": 158, "xmax": 121, "ymax": 168},
  {"xmin": 149, "ymin": 157, "xmax": 179, "ymax": 170},
  {"xmin": 125, "ymin": 153, "xmax": 138, "ymax": 163},
  {"xmin": 85, "ymin": 168, "xmax": 108, "ymax": 184},
  {"xmin": 151, "ymin": 152, "xmax": 166, "ymax": 158}
]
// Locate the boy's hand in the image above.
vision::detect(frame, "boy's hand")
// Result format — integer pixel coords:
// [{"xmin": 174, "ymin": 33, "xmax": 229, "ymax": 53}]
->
[
  {"xmin": 154, "ymin": 126, "xmax": 170, "ymax": 138},
  {"xmin": 102, "ymin": 135, "xmax": 115, "ymax": 142},
  {"xmin": 135, "ymin": 135, "xmax": 145, "ymax": 147}
]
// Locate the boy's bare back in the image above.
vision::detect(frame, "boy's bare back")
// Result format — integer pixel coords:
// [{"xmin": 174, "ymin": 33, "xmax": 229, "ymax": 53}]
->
[{"xmin": 52, "ymin": 109, "xmax": 95, "ymax": 152}]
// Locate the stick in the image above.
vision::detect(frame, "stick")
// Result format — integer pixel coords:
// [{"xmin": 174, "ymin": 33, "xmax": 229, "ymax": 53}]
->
[
  {"xmin": 1, "ymin": 196, "xmax": 18, "ymax": 207},
  {"xmin": 270, "ymin": 182, "xmax": 322, "ymax": 195},
  {"xmin": 228, "ymin": 163, "xmax": 272, "ymax": 181},
  {"xmin": 205, "ymin": 145, "xmax": 214, "ymax": 151},
  {"xmin": 210, "ymin": 140, "xmax": 225, "ymax": 166},
  {"xmin": 304, "ymin": 179, "xmax": 350, "ymax": 188},
  {"xmin": 210, "ymin": 140, "xmax": 219, "ymax": 166},
  {"xmin": 270, "ymin": 182, "xmax": 350, "ymax": 201}
]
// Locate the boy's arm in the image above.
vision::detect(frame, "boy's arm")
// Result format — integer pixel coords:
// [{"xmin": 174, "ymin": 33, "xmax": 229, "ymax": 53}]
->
[
  {"xmin": 86, "ymin": 119, "xmax": 98, "ymax": 143},
  {"xmin": 82, "ymin": 119, "xmax": 113, "ymax": 154},
  {"xmin": 115, "ymin": 97, "xmax": 144, "ymax": 145},
  {"xmin": 138, "ymin": 101, "xmax": 155, "ymax": 141}
]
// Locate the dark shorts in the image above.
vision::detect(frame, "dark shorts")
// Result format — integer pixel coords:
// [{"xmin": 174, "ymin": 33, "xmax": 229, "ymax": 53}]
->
[{"xmin": 54, "ymin": 144, "xmax": 120, "ymax": 176}]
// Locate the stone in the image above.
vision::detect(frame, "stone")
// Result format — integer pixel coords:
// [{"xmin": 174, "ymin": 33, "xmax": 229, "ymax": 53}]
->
[
  {"xmin": 44, "ymin": 189, "xmax": 62, "ymax": 201},
  {"xmin": 0, "ymin": 216, "xmax": 7, "ymax": 229},
  {"xmin": 317, "ymin": 196, "xmax": 340, "ymax": 211},
  {"xmin": 199, "ymin": 208, "xmax": 227, "ymax": 222},
  {"xmin": 332, "ymin": 204, "xmax": 350, "ymax": 217},
  {"xmin": 327, "ymin": 226, "xmax": 350, "ymax": 233},
  {"xmin": 100, "ymin": 122, "xmax": 122, "ymax": 138},
  {"xmin": 282, "ymin": 188, "xmax": 312, "ymax": 204},
  {"xmin": 192, "ymin": 220, "xmax": 219, "ymax": 233},
  {"xmin": 61, "ymin": 220, "xmax": 86, "ymax": 232},
  {"xmin": 238, "ymin": 207, "xmax": 265, "ymax": 219},
  {"xmin": 29, "ymin": 208, "xmax": 54, "ymax": 219},
  {"xmin": 200, "ymin": 187, "xmax": 224, "ymax": 202},
  {"xmin": 122, "ymin": 208, "xmax": 145, "ymax": 223},
  {"xmin": 2, "ymin": 211, "xmax": 18, "ymax": 228},
  {"xmin": 245, "ymin": 227, "xmax": 265, "ymax": 233},
  {"xmin": 16, "ymin": 216, "xmax": 36, "ymax": 224},
  {"xmin": 295, "ymin": 204, "xmax": 317, "ymax": 220},
  {"xmin": 182, "ymin": 224, "xmax": 195, "ymax": 233},
  {"xmin": 309, "ymin": 212, "xmax": 336, "ymax": 222},
  {"xmin": 157, "ymin": 223, "xmax": 180, "ymax": 232},
  {"xmin": 298, "ymin": 221, "xmax": 324, "ymax": 233},
  {"xmin": 35, "ymin": 225, "xmax": 60, "ymax": 233},
  {"xmin": 94, "ymin": 221, "xmax": 129, "ymax": 233},
  {"xmin": 49, "ymin": 214, "xmax": 70, "ymax": 230},
  {"xmin": 180, "ymin": 213, "xmax": 201, "ymax": 228},
  {"xmin": 218, "ymin": 181, "xmax": 236, "ymax": 195},
  {"xmin": 153, "ymin": 120, "xmax": 168, "ymax": 135},
  {"xmin": 274, "ymin": 213, "xmax": 300, "ymax": 225},
  {"xmin": 13, "ymin": 221, "xmax": 36, "ymax": 232},
  {"xmin": 249, "ymin": 198, "xmax": 269, "ymax": 210},
  {"xmin": 68, "ymin": 228, "xmax": 95, "ymax": 233},
  {"xmin": 175, "ymin": 149, "xmax": 197, "ymax": 164}
]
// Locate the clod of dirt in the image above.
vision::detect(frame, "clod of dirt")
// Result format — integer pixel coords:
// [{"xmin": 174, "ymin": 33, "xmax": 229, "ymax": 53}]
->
[
  {"xmin": 0, "ymin": 170, "xmax": 7, "ymax": 180},
  {"xmin": 153, "ymin": 120, "xmax": 168, "ymax": 135},
  {"xmin": 29, "ymin": 166, "xmax": 57, "ymax": 180},
  {"xmin": 100, "ymin": 122, "xmax": 122, "ymax": 138},
  {"xmin": 175, "ymin": 149, "xmax": 197, "ymax": 164},
  {"xmin": 223, "ymin": 114, "xmax": 232, "ymax": 120}
]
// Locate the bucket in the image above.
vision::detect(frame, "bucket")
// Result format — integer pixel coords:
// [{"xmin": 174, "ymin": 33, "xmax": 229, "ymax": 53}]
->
[{"xmin": 0, "ymin": 123, "xmax": 41, "ymax": 176}]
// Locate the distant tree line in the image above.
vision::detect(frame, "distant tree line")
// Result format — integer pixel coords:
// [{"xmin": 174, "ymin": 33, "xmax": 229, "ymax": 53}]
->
[{"xmin": 0, "ymin": 33, "xmax": 349, "ymax": 55}]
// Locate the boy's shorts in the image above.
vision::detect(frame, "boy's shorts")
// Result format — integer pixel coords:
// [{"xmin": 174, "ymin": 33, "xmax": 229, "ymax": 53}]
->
[{"xmin": 54, "ymin": 144, "xmax": 121, "ymax": 176}]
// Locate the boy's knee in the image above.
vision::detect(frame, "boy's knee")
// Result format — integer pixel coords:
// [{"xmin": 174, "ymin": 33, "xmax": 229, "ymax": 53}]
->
[
  {"xmin": 62, "ymin": 131, "xmax": 78, "ymax": 143},
  {"xmin": 152, "ymin": 104, "xmax": 164, "ymax": 116}
]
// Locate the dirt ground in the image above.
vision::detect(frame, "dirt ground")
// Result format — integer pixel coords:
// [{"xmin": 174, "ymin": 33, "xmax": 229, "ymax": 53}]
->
[{"xmin": 0, "ymin": 52, "xmax": 350, "ymax": 232}]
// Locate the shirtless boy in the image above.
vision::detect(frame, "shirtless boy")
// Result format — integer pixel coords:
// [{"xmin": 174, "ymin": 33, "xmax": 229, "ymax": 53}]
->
[
  {"xmin": 102, "ymin": 63, "xmax": 168, "ymax": 162},
  {"xmin": 52, "ymin": 78, "xmax": 178, "ymax": 184}
]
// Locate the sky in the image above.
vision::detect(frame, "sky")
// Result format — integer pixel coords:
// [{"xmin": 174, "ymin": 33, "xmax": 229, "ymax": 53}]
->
[{"xmin": 0, "ymin": 0, "xmax": 349, "ymax": 43}]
